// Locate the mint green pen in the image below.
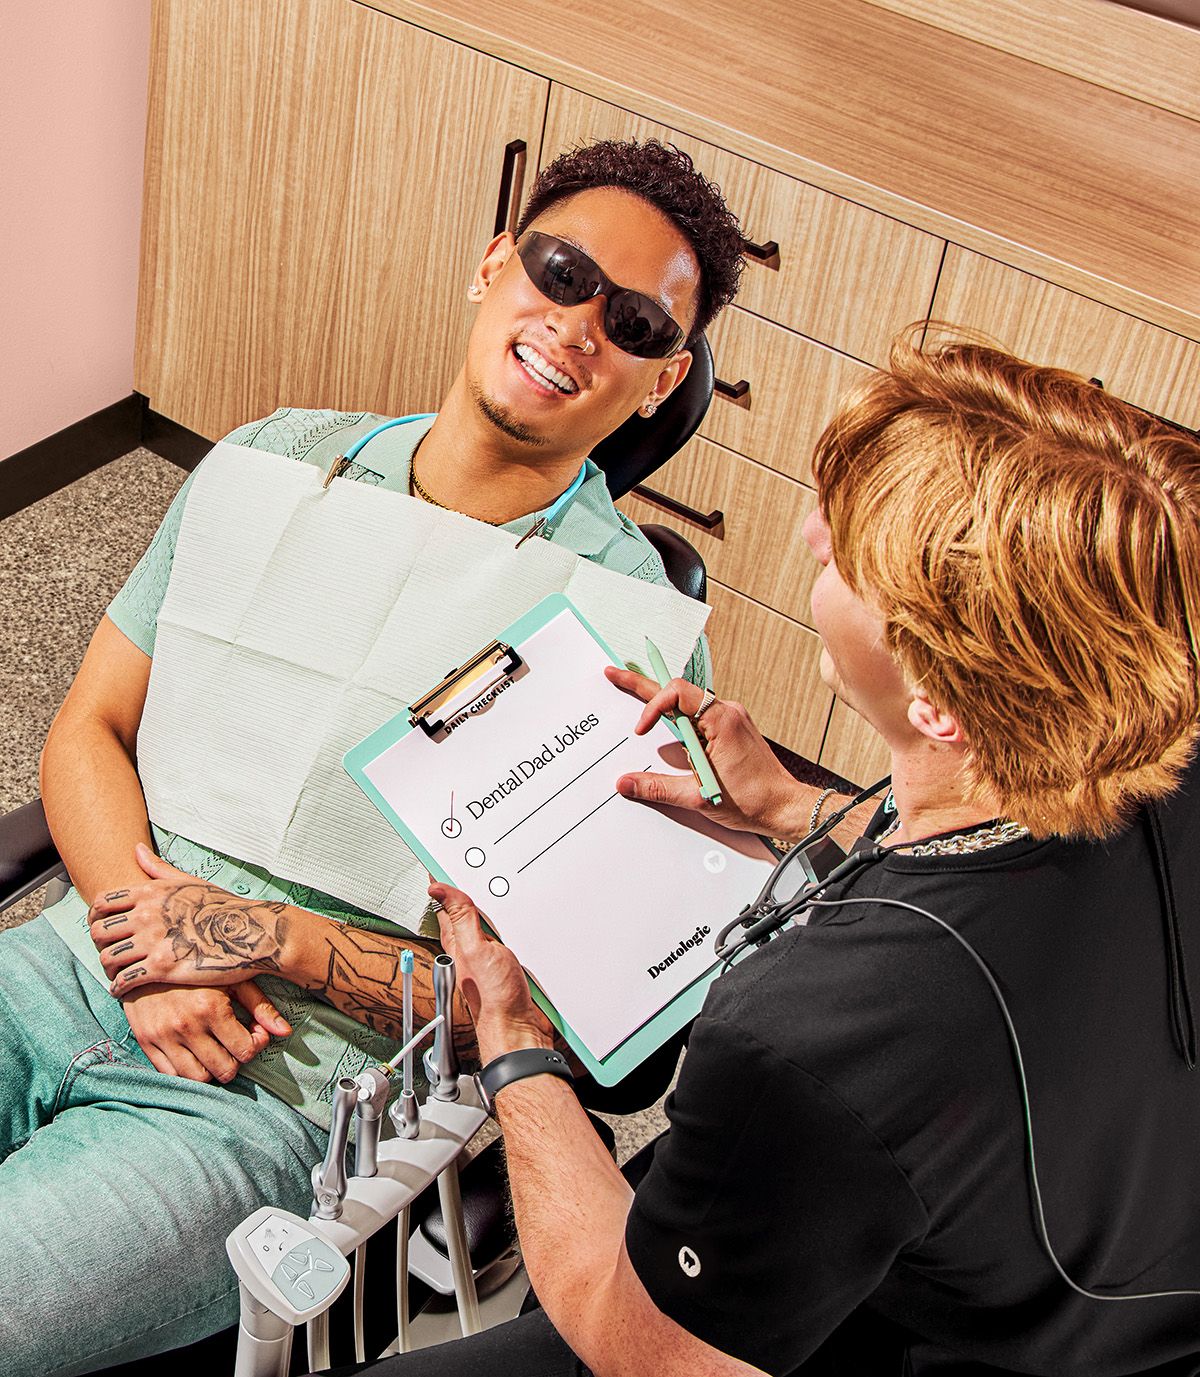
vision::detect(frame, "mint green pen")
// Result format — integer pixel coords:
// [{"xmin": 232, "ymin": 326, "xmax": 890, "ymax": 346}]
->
[{"xmin": 644, "ymin": 637, "xmax": 723, "ymax": 806}]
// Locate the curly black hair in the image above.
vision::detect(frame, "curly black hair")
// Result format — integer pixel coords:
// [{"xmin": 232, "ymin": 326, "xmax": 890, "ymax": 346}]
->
[{"xmin": 514, "ymin": 139, "xmax": 744, "ymax": 341}]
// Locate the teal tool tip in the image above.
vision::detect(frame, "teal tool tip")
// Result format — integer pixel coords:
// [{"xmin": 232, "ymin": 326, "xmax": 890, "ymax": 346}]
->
[{"xmin": 400, "ymin": 949, "xmax": 414, "ymax": 974}]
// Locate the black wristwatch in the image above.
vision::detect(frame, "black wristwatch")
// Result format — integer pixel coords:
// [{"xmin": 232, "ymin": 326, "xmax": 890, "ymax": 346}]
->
[{"xmin": 473, "ymin": 1047, "xmax": 573, "ymax": 1118}]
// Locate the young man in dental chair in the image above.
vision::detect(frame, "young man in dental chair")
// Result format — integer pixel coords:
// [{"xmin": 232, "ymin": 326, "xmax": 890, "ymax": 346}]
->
[{"xmin": 0, "ymin": 140, "xmax": 744, "ymax": 1375}]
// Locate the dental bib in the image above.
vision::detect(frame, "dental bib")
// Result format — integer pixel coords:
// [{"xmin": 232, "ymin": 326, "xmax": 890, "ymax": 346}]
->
[{"xmin": 136, "ymin": 444, "xmax": 710, "ymax": 924}]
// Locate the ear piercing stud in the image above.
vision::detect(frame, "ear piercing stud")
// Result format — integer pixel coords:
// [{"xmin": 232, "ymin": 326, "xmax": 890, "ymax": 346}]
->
[
  {"xmin": 642, "ymin": 401, "xmax": 658, "ymax": 417},
  {"xmin": 467, "ymin": 284, "xmax": 483, "ymax": 299}
]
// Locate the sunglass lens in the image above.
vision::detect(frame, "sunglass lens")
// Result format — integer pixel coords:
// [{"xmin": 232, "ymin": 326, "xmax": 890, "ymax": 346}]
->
[
  {"xmin": 605, "ymin": 292, "xmax": 682, "ymax": 359},
  {"xmin": 520, "ymin": 235, "xmax": 597, "ymax": 306},
  {"xmin": 518, "ymin": 233, "xmax": 685, "ymax": 360}
]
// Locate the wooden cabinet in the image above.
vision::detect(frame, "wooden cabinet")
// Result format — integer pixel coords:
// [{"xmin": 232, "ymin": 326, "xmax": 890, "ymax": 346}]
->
[
  {"xmin": 703, "ymin": 585, "xmax": 833, "ymax": 761},
  {"xmin": 136, "ymin": 0, "xmax": 547, "ymax": 440},
  {"xmin": 619, "ymin": 438, "xmax": 820, "ymax": 626},
  {"xmin": 698, "ymin": 312, "xmax": 873, "ymax": 487},
  {"xmin": 931, "ymin": 249, "xmax": 1200, "ymax": 431}
]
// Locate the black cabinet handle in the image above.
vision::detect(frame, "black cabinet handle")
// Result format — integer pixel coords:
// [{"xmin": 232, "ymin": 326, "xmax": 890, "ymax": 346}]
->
[
  {"xmin": 743, "ymin": 238, "xmax": 781, "ymax": 270},
  {"xmin": 715, "ymin": 377, "xmax": 751, "ymax": 406},
  {"xmin": 493, "ymin": 139, "xmax": 528, "ymax": 237},
  {"xmin": 632, "ymin": 484, "xmax": 725, "ymax": 535}
]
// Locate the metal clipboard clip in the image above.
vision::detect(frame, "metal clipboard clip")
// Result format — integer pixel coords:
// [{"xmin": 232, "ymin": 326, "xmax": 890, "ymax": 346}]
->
[{"xmin": 409, "ymin": 640, "xmax": 525, "ymax": 739}]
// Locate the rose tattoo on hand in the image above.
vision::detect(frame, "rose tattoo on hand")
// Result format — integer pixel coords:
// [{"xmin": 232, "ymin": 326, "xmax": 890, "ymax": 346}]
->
[{"xmin": 164, "ymin": 887, "xmax": 287, "ymax": 973}]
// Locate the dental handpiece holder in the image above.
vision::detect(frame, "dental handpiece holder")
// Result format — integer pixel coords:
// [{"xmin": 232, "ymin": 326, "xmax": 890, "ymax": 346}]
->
[
  {"xmin": 312, "ymin": 1077, "xmax": 358, "ymax": 1221},
  {"xmin": 353, "ymin": 1067, "xmax": 392, "ymax": 1178},
  {"xmin": 424, "ymin": 952, "xmax": 460, "ymax": 1100},
  {"xmin": 229, "ymin": 954, "xmax": 482, "ymax": 1376}
]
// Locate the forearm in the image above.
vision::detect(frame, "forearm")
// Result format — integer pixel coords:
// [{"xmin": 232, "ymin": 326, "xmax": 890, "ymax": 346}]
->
[
  {"xmin": 41, "ymin": 708, "xmax": 154, "ymax": 897},
  {"xmin": 493, "ymin": 1066, "xmax": 758, "ymax": 1377},
  {"xmin": 493, "ymin": 1073, "xmax": 638, "ymax": 1368},
  {"xmin": 278, "ymin": 908, "xmax": 478, "ymax": 1062}
]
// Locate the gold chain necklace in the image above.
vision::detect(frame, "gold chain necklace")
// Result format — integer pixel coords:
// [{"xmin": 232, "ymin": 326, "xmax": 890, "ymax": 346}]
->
[
  {"xmin": 409, "ymin": 459, "xmax": 503, "ymax": 526},
  {"xmin": 409, "ymin": 459, "xmax": 450, "ymax": 511}
]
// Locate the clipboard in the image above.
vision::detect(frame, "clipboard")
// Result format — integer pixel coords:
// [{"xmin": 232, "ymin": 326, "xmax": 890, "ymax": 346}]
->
[{"xmin": 344, "ymin": 593, "xmax": 774, "ymax": 1085}]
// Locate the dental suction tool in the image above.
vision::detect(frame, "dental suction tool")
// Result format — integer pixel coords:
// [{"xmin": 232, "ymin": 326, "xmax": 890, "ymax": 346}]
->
[
  {"xmin": 353, "ymin": 1068, "xmax": 391, "ymax": 1179},
  {"xmin": 394, "ymin": 950, "xmax": 420, "ymax": 1139},
  {"xmin": 350, "ymin": 1066, "xmax": 392, "ymax": 1363}
]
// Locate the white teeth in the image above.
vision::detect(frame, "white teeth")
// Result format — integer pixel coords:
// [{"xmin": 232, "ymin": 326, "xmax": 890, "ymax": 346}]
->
[{"xmin": 514, "ymin": 343, "xmax": 577, "ymax": 394}]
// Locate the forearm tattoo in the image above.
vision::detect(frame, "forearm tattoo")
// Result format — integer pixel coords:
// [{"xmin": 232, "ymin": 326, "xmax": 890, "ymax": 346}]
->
[
  {"xmin": 316, "ymin": 926, "xmax": 478, "ymax": 1063},
  {"xmin": 160, "ymin": 885, "xmax": 288, "ymax": 974}
]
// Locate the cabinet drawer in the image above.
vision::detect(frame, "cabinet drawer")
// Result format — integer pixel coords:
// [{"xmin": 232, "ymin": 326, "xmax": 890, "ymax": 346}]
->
[
  {"xmin": 704, "ymin": 583, "xmax": 832, "ymax": 760},
  {"xmin": 542, "ymin": 86, "xmax": 946, "ymax": 364},
  {"xmin": 620, "ymin": 438, "xmax": 820, "ymax": 627},
  {"xmin": 932, "ymin": 248, "xmax": 1200, "ymax": 430},
  {"xmin": 700, "ymin": 309, "xmax": 874, "ymax": 484},
  {"xmin": 819, "ymin": 699, "xmax": 891, "ymax": 787}
]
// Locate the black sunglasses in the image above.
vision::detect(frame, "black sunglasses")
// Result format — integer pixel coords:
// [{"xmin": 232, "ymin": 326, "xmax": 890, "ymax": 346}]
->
[{"xmin": 515, "ymin": 231, "xmax": 687, "ymax": 360}]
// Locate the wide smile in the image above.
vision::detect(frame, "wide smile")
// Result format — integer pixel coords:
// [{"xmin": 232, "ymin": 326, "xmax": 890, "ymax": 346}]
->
[{"xmin": 511, "ymin": 342, "xmax": 580, "ymax": 397}]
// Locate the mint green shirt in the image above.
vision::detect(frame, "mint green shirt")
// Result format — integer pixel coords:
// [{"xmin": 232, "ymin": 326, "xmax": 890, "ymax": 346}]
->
[{"xmin": 45, "ymin": 409, "xmax": 710, "ymax": 1130}]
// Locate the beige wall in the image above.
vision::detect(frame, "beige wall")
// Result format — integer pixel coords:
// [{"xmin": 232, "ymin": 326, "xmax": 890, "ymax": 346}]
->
[{"xmin": 0, "ymin": 3, "xmax": 150, "ymax": 459}]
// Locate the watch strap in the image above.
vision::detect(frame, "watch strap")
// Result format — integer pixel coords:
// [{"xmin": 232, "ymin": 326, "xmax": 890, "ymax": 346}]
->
[{"xmin": 475, "ymin": 1047, "xmax": 572, "ymax": 1115}]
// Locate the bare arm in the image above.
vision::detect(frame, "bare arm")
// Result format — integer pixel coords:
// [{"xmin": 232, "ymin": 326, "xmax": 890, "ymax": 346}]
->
[
  {"xmin": 436, "ymin": 886, "xmax": 764, "ymax": 1377},
  {"xmin": 40, "ymin": 615, "xmax": 155, "ymax": 897},
  {"xmin": 41, "ymin": 616, "xmax": 287, "ymax": 1080},
  {"xmin": 89, "ymin": 845, "xmax": 479, "ymax": 1064}
]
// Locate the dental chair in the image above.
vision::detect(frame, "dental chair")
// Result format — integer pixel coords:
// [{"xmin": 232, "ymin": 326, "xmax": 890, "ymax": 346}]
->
[{"xmin": 0, "ymin": 340, "xmax": 715, "ymax": 1372}]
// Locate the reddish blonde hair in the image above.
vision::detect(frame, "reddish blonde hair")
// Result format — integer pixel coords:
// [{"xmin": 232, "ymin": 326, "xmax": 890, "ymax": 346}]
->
[{"xmin": 813, "ymin": 328, "xmax": 1200, "ymax": 839}]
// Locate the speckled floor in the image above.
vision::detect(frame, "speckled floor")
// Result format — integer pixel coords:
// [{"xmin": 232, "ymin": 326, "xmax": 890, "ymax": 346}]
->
[
  {"xmin": 1, "ymin": 448, "xmax": 185, "ymax": 927},
  {"xmin": 0, "ymin": 447, "xmax": 671, "ymax": 1157}
]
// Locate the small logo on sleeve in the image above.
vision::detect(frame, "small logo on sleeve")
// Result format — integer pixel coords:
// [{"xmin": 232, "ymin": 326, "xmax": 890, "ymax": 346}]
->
[{"xmin": 678, "ymin": 1245, "xmax": 702, "ymax": 1278}]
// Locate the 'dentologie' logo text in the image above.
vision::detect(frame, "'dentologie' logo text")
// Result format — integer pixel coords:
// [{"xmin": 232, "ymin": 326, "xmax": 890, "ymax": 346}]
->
[{"xmin": 647, "ymin": 924, "xmax": 711, "ymax": 980}]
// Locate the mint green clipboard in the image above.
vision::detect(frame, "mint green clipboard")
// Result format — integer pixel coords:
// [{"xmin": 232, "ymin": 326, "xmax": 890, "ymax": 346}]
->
[{"xmin": 343, "ymin": 592, "xmax": 739, "ymax": 1086}]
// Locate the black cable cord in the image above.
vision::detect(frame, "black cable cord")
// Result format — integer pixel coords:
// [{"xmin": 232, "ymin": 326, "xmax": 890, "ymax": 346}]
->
[{"xmin": 713, "ymin": 774, "xmax": 890, "ymax": 965}]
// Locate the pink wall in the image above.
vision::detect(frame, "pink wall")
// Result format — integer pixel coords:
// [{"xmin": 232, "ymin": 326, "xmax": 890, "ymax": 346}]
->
[{"xmin": 0, "ymin": 3, "xmax": 150, "ymax": 460}]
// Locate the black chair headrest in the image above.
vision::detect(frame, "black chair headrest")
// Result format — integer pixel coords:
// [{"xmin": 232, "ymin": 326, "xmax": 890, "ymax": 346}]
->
[{"xmin": 590, "ymin": 335, "xmax": 714, "ymax": 501}]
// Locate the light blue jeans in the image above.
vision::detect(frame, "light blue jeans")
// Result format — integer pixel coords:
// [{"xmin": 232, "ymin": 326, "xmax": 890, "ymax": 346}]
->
[{"xmin": 0, "ymin": 918, "xmax": 327, "ymax": 1375}]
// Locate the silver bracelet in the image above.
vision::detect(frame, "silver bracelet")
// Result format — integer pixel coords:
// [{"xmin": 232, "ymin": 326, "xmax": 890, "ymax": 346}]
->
[{"xmin": 808, "ymin": 787, "xmax": 838, "ymax": 835}]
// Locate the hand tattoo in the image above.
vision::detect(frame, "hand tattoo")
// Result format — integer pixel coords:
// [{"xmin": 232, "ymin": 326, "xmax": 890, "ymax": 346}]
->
[
  {"xmin": 161, "ymin": 885, "xmax": 288, "ymax": 974},
  {"xmin": 104, "ymin": 890, "xmax": 129, "ymax": 902}
]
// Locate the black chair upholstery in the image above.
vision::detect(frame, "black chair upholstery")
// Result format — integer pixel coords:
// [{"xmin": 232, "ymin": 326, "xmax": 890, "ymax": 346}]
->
[
  {"xmin": 642, "ymin": 524, "xmax": 707, "ymax": 602},
  {"xmin": 0, "ymin": 798, "xmax": 64, "ymax": 910},
  {"xmin": 591, "ymin": 336, "xmax": 714, "ymax": 501}
]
